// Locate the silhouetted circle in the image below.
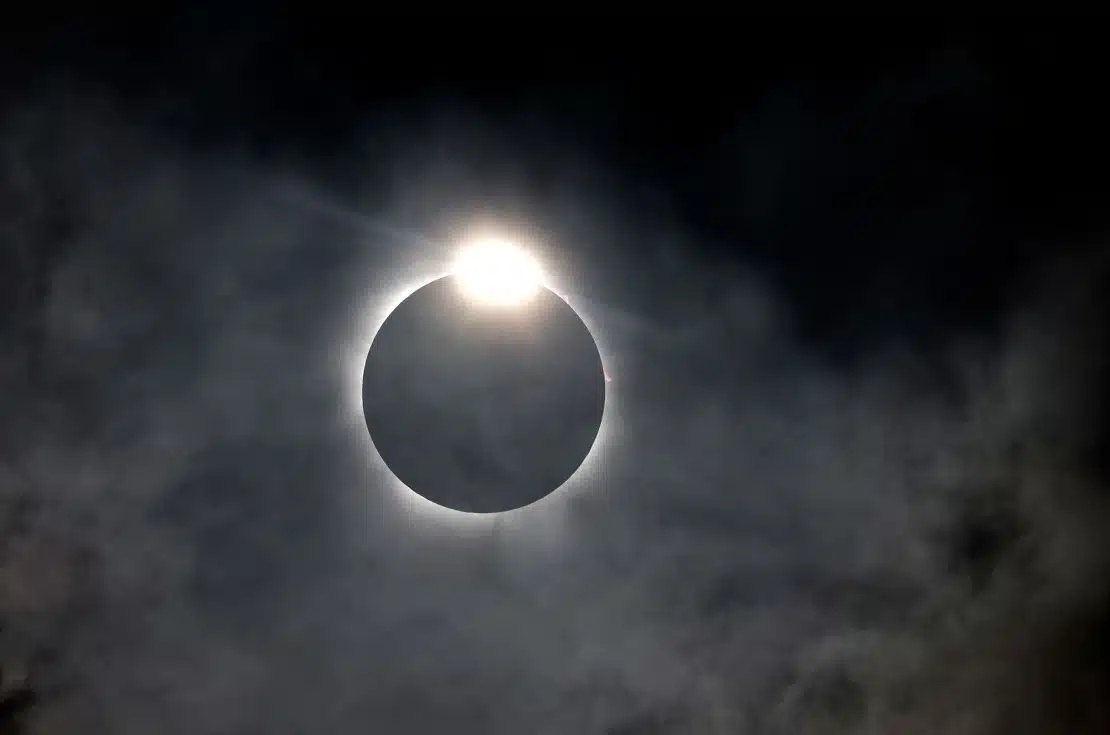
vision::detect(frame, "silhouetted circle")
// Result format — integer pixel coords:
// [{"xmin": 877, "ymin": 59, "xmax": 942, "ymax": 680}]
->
[{"xmin": 362, "ymin": 276, "xmax": 606, "ymax": 513}]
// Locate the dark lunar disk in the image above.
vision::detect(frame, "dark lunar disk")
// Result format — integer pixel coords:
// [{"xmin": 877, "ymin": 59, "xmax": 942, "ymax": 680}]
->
[{"xmin": 362, "ymin": 276, "xmax": 606, "ymax": 513}]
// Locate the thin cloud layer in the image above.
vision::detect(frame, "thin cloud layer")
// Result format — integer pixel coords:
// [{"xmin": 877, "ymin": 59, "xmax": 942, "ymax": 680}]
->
[{"xmin": 1, "ymin": 88, "xmax": 1108, "ymax": 735}]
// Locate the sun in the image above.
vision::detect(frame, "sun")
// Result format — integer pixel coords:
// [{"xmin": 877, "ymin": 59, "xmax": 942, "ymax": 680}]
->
[
  {"xmin": 337, "ymin": 220, "xmax": 618, "ymax": 533},
  {"xmin": 451, "ymin": 238, "xmax": 543, "ymax": 306}
]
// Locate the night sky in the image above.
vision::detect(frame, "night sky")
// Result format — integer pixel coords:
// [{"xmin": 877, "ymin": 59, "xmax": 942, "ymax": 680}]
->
[{"xmin": 3, "ymin": 15, "xmax": 1110, "ymax": 734}]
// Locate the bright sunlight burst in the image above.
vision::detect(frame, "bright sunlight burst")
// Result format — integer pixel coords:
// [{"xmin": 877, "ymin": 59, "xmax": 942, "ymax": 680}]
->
[{"xmin": 451, "ymin": 239, "xmax": 543, "ymax": 307}]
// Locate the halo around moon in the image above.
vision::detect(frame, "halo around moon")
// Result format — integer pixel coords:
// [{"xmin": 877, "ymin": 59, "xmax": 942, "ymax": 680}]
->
[{"xmin": 361, "ymin": 274, "xmax": 607, "ymax": 514}]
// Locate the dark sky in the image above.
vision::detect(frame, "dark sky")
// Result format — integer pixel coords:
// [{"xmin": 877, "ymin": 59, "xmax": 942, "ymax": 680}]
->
[{"xmin": 3, "ymin": 15, "xmax": 1110, "ymax": 734}]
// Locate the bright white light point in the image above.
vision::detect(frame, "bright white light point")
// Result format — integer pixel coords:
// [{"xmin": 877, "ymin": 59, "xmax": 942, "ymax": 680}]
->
[{"xmin": 452, "ymin": 239, "xmax": 543, "ymax": 306}]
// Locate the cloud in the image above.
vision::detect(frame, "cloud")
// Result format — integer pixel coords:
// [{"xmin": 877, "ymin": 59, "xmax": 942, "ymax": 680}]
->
[{"xmin": 1, "ymin": 86, "xmax": 1109, "ymax": 735}]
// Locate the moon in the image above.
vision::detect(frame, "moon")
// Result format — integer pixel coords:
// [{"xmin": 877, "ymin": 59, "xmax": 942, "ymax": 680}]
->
[{"xmin": 361, "ymin": 271, "xmax": 607, "ymax": 514}]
